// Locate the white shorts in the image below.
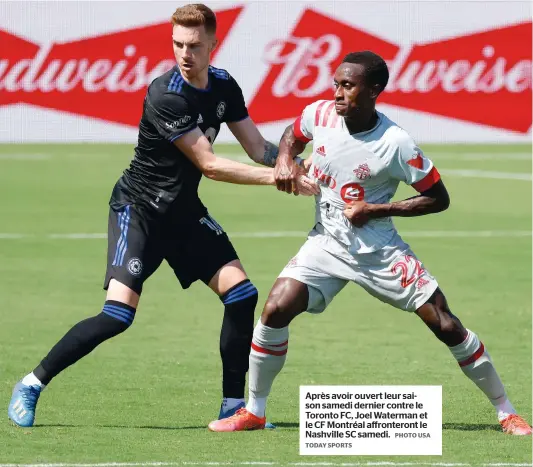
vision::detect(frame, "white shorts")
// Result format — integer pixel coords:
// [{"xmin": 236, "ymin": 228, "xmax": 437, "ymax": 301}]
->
[{"xmin": 279, "ymin": 230, "xmax": 439, "ymax": 313}]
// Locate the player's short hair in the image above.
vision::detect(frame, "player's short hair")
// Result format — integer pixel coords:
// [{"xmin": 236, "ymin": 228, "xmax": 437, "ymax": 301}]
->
[
  {"xmin": 171, "ymin": 3, "xmax": 217, "ymax": 35},
  {"xmin": 342, "ymin": 51, "xmax": 389, "ymax": 93}
]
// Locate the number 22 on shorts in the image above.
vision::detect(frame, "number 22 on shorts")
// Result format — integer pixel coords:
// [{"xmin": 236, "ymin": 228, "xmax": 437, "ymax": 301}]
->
[{"xmin": 391, "ymin": 254, "xmax": 425, "ymax": 288}]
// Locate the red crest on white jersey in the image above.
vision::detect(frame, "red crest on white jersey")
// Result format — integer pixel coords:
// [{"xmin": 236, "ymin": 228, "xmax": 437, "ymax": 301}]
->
[{"xmin": 354, "ymin": 163, "xmax": 371, "ymax": 180}]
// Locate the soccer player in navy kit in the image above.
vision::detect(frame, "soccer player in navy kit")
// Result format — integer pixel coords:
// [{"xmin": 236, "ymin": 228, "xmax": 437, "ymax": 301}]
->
[{"xmin": 8, "ymin": 3, "xmax": 316, "ymax": 428}]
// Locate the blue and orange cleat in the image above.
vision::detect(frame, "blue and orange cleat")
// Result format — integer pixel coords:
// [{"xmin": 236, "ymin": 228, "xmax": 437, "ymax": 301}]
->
[
  {"xmin": 210, "ymin": 407, "xmax": 266, "ymax": 432},
  {"xmin": 8, "ymin": 381, "xmax": 42, "ymax": 427},
  {"xmin": 218, "ymin": 401, "xmax": 275, "ymax": 429},
  {"xmin": 218, "ymin": 400, "xmax": 246, "ymax": 419}
]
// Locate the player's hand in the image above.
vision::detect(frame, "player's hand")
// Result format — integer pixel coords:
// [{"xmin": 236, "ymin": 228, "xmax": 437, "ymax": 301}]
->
[
  {"xmin": 343, "ymin": 200, "xmax": 371, "ymax": 227},
  {"xmin": 295, "ymin": 174, "xmax": 319, "ymax": 197},
  {"xmin": 274, "ymin": 154, "xmax": 301, "ymax": 195}
]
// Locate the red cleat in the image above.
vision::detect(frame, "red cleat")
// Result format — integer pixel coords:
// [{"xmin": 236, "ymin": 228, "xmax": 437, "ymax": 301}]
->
[
  {"xmin": 208, "ymin": 408, "xmax": 266, "ymax": 432},
  {"xmin": 500, "ymin": 414, "xmax": 532, "ymax": 435}
]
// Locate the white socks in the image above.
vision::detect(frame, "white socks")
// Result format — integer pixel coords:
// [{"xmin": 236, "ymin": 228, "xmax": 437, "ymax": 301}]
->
[
  {"xmin": 246, "ymin": 321, "xmax": 289, "ymax": 418},
  {"xmin": 448, "ymin": 329, "xmax": 514, "ymax": 421},
  {"xmin": 21, "ymin": 372, "xmax": 46, "ymax": 389},
  {"xmin": 245, "ymin": 326, "xmax": 516, "ymax": 422}
]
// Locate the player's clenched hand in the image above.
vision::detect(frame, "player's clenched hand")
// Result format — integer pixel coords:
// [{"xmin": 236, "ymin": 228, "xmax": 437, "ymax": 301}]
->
[
  {"xmin": 343, "ymin": 200, "xmax": 371, "ymax": 227},
  {"xmin": 295, "ymin": 174, "xmax": 319, "ymax": 197},
  {"xmin": 274, "ymin": 154, "xmax": 301, "ymax": 195}
]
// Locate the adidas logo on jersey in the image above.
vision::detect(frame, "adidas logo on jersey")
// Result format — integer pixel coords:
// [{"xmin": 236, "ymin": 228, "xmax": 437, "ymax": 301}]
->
[
  {"xmin": 197, "ymin": 114, "xmax": 203, "ymax": 124},
  {"xmin": 316, "ymin": 145, "xmax": 326, "ymax": 157}
]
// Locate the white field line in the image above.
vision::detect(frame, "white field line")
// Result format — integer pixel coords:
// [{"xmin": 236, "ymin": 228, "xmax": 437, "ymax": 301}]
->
[
  {"xmin": 2, "ymin": 153, "xmax": 531, "ymax": 182},
  {"xmin": 439, "ymin": 169, "xmax": 531, "ymax": 181},
  {"xmin": 1, "ymin": 152, "xmax": 530, "ymax": 162},
  {"xmin": 218, "ymin": 155, "xmax": 532, "ymax": 182},
  {"xmin": 0, "ymin": 153, "xmax": 50, "ymax": 160},
  {"xmin": 0, "ymin": 462, "xmax": 530, "ymax": 467},
  {"xmin": 0, "ymin": 231, "xmax": 530, "ymax": 240},
  {"xmin": 428, "ymin": 152, "xmax": 531, "ymax": 161}
]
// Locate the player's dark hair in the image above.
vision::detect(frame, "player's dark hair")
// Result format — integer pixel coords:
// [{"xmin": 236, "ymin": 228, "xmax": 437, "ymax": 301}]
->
[
  {"xmin": 342, "ymin": 51, "xmax": 389, "ymax": 93},
  {"xmin": 171, "ymin": 3, "xmax": 217, "ymax": 35}
]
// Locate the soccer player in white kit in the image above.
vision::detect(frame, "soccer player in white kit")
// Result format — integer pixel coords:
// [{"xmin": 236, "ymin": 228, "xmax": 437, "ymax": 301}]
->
[{"xmin": 208, "ymin": 51, "xmax": 531, "ymax": 435}]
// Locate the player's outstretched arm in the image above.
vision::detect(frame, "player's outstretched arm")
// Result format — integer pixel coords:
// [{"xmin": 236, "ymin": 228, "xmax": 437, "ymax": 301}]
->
[
  {"xmin": 344, "ymin": 181, "xmax": 450, "ymax": 228},
  {"xmin": 174, "ymin": 128, "xmax": 317, "ymax": 194},
  {"xmin": 227, "ymin": 117, "xmax": 280, "ymax": 168}
]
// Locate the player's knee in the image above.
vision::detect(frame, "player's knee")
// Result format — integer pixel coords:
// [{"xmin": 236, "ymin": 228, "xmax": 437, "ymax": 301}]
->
[
  {"xmin": 261, "ymin": 283, "xmax": 323, "ymax": 327},
  {"xmin": 437, "ymin": 311, "xmax": 456, "ymax": 334},
  {"xmin": 417, "ymin": 295, "xmax": 466, "ymax": 345},
  {"xmin": 261, "ymin": 298, "xmax": 286, "ymax": 326},
  {"xmin": 261, "ymin": 294, "xmax": 303, "ymax": 328},
  {"xmin": 421, "ymin": 305, "xmax": 453, "ymax": 333}
]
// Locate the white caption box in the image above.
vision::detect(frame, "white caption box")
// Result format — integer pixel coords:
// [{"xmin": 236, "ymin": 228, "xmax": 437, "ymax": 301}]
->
[{"xmin": 300, "ymin": 385, "xmax": 442, "ymax": 456}]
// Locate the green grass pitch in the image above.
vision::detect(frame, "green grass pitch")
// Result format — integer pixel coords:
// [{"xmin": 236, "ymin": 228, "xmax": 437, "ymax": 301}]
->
[{"xmin": 0, "ymin": 143, "xmax": 531, "ymax": 465}]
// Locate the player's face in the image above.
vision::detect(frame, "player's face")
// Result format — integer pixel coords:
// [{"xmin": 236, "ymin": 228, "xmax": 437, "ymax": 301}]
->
[
  {"xmin": 172, "ymin": 24, "xmax": 217, "ymax": 79},
  {"xmin": 333, "ymin": 63, "xmax": 374, "ymax": 117}
]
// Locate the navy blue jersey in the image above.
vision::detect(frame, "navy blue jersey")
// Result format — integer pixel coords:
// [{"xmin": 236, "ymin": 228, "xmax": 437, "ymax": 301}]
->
[{"xmin": 111, "ymin": 65, "xmax": 248, "ymax": 216}]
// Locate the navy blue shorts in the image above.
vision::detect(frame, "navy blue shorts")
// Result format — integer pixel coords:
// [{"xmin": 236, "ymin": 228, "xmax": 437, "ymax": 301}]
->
[{"xmin": 104, "ymin": 204, "xmax": 239, "ymax": 294}]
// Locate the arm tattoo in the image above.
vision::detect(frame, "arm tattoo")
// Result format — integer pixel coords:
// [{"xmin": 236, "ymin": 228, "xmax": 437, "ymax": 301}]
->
[
  {"xmin": 261, "ymin": 141, "xmax": 279, "ymax": 167},
  {"xmin": 280, "ymin": 123, "xmax": 297, "ymax": 148},
  {"xmin": 251, "ymin": 125, "xmax": 305, "ymax": 167}
]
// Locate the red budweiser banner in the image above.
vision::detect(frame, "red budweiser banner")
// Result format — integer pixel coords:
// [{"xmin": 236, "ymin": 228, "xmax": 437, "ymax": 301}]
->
[
  {"xmin": 250, "ymin": 9, "xmax": 531, "ymax": 133},
  {"xmin": 0, "ymin": 7, "xmax": 242, "ymax": 126},
  {"xmin": 0, "ymin": 5, "xmax": 530, "ymax": 138}
]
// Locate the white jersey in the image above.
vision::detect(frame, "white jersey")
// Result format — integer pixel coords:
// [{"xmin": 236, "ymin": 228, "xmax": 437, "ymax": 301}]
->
[{"xmin": 294, "ymin": 100, "xmax": 440, "ymax": 255}]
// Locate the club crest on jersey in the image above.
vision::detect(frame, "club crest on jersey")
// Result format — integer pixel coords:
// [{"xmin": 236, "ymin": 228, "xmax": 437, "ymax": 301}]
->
[
  {"xmin": 216, "ymin": 101, "xmax": 226, "ymax": 119},
  {"xmin": 354, "ymin": 163, "xmax": 371, "ymax": 180},
  {"xmin": 127, "ymin": 257, "xmax": 143, "ymax": 276}
]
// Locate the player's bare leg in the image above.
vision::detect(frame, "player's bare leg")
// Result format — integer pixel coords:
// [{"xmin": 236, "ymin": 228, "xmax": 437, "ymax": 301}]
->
[
  {"xmin": 208, "ymin": 260, "xmax": 260, "ymax": 420},
  {"xmin": 416, "ymin": 289, "xmax": 531, "ymax": 435},
  {"xmin": 9, "ymin": 279, "xmax": 138, "ymax": 427},
  {"xmin": 208, "ymin": 277, "xmax": 308, "ymax": 431}
]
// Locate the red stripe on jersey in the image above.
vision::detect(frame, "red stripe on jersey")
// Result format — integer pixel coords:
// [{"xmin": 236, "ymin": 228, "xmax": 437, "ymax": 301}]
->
[
  {"xmin": 459, "ymin": 342, "xmax": 485, "ymax": 367},
  {"xmin": 330, "ymin": 111, "xmax": 339, "ymax": 128},
  {"xmin": 314, "ymin": 101, "xmax": 328, "ymax": 126},
  {"xmin": 293, "ymin": 116, "xmax": 311, "ymax": 142},
  {"xmin": 412, "ymin": 167, "xmax": 440, "ymax": 193},
  {"xmin": 321, "ymin": 102, "xmax": 335, "ymax": 127},
  {"xmin": 251, "ymin": 342, "xmax": 287, "ymax": 356}
]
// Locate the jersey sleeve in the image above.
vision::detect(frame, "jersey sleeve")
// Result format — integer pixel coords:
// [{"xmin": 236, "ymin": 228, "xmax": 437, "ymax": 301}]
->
[
  {"xmin": 146, "ymin": 92, "xmax": 199, "ymax": 142},
  {"xmin": 292, "ymin": 100, "xmax": 327, "ymax": 143},
  {"xmin": 388, "ymin": 133, "xmax": 441, "ymax": 192},
  {"xmin": 223, "ymin": 76, "xmax": 249, "ymax": 123}
]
